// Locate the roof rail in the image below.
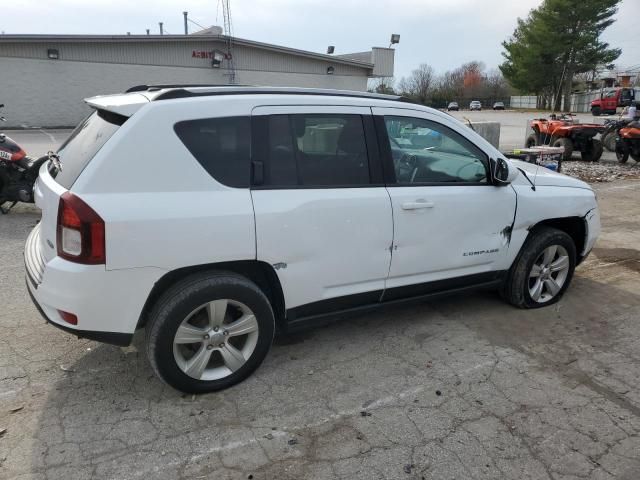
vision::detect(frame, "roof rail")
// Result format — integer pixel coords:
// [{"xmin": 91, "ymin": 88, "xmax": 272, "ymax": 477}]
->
[
  {"xmin": 146, "ymin": 86, "xmax": 412, "ymax": 103},
  {"xmin": 125, "ymin": 83, "xmax": 250, "ymax": 93}
]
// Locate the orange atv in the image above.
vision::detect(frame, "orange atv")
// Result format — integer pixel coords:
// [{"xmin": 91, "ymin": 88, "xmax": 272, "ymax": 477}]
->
[
  {"xmin": 615, "ymin": 121, "xmax": 640, "ymax": 163},
  {"xmin": 525, "ymin": 113, "xmax": 604, "ymax": 161}
]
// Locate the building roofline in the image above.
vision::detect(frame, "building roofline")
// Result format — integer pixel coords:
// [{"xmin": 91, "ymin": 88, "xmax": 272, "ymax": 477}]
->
[{"xmin": 0, "ymin": 34, "xmax": 375, "ymax": 69}]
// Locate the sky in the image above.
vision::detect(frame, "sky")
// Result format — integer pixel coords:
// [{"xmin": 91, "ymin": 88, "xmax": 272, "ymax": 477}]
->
[{"xmin": 2, "ymin": 0, "xmax": 639, "ymax": 79}]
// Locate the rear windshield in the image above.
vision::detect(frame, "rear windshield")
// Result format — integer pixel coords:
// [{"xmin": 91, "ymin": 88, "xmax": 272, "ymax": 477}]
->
[{"xmin": 53, "ymin": 109, "xmax": 124, "ymax": 188}]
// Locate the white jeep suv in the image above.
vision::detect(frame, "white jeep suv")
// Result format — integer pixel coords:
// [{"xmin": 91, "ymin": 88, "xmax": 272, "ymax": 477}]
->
[{"xmin": 25, "ymin": 86, "xmax": 600, "ymax": 393}]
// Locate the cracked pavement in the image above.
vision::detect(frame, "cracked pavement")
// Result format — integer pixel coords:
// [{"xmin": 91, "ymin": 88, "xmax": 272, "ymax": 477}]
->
[{"xmin": 1, "ymin": 179, "xmax": 639, "ymax": 479}]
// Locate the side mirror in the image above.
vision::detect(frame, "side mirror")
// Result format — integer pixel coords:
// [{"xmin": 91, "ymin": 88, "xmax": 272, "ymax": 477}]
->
[{"xmin": 491, "ymin": 158, "xmax": 518, "ymax": 185}]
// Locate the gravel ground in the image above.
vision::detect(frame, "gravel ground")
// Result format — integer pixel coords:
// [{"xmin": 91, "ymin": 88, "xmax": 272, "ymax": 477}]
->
[{"xmin": 562, "ymin": 159, "xmax": 640, "ymax": 183}]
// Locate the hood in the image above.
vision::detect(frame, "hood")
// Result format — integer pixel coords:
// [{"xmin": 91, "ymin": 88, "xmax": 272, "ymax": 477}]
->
[{"xmin": 508, "ymin": 159, "xmax": 591, "ymax": 190}]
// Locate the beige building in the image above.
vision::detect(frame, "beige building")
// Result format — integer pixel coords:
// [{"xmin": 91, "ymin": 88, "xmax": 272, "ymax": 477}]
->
[{"xmin": 0, "ymin": 31, "xmax": 394, "ymax": 127}]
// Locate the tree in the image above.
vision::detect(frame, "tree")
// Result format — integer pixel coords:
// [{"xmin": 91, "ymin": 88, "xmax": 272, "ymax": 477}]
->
[
  {"xmin": 485, "ymin": 68, "xmax": 511, "ymax": 100},
  {"xmin": 398, "ymin": 64, "xmax": 435, "ymax": 104},
  {"xmin": 500, "ymin": 0, "xmax": 621, "ymax": 111},
  {"xmin": 368, "ymin": 77, "xmax": 396, "ymax": 95}
]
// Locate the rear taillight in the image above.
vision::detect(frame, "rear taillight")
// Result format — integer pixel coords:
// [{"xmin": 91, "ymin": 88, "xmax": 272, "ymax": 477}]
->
[{"xmin": 56, "ymin": 192, "xmax": 105, "ymax": 264}]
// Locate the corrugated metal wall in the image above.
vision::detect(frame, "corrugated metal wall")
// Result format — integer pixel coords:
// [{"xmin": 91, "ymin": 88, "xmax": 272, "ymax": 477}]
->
[
  {"xmin": 0, "ymin": 40, "xmax": 366, "ymax": 76},
  {"xmin": 0, "ymin": 57, "xmax": 367, "ymax": 128},
  {"xmin": 371, "ymin": 48, "xmax": 394, "ymax": 77},
  {"xmin": 0, "ymin": 39, "xmax": 372, "ymax": 127}
]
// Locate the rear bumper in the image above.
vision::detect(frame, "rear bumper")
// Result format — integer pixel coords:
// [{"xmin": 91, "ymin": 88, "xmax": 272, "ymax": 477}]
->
[
  {"xmin": 24, "ymin": 225, "xmax": 166, "ymax": 345},
  {"xmin": 26, "ymin": 279, "xmax": 132, "ymax": 346}
]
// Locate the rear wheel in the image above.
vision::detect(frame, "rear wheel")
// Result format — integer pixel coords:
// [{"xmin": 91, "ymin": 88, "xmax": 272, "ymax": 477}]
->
[
  {"xmin": 502, "ymin": 227, "xmax": 576, "ymax": 309},
  {"xmin": 146, "ymin": 271, "xmax": 275, "ymax": 393},
  {"xmin": 552, "ymin": 137, "xmax": 573, "ymax": 160},
  {"xmin": 631, "ymin": 152, "xmax": 640, "ymax": 162},
  {"xmin": 581, "ymin": 139, "xmax": 603, "ymax": 162}
]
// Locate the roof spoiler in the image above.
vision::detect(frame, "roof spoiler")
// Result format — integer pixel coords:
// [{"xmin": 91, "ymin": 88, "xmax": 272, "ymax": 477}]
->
[{"xmin": 84, "ymin": 92, "xmax": 150, "ymax": 117}]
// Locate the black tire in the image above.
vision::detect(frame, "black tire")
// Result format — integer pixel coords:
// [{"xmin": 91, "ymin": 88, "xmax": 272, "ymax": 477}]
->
[
  {"xmin": 552, "ymin": 137, "xmax": 573, "ymax": 160},
  {"xmin": 631, "ymin": 152, "xmax": 640, "ymax": 162},
  {"xmin": 146, "ymin": 271, "xmax": 275, "ymax": 393},
  {"xmin": 616, "ymin": 144, "xmax": 629, "ymax": 163},
  {"xmin": 592, "ymin": 107, "xmax": 601, "ymax": 116},
  {"xmin": 602, "ymin": 131, "xmax": 617, "ymax": 152},
  {"xmin": 501, "ymin": 227, "xmax": 576, "ymax": 309},
  {"xmin": 525, "ymin": 134, "xmax": 537, "ymax": 148},
  {"xmin": 581, "ymin": 139, "xmax": 603, "ymax": 162}
]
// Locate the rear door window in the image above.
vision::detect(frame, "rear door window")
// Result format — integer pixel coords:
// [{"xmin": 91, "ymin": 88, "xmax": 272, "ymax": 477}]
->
[
  {"xmin": 54, "ymin": 110, "xmax": 124, "ymax": 188},
  {"xmin": 264, "ymin": 114, "xmax": 371, "ymax": 187},
  {"xmin": 174, "ymin": 116, "xmax": 251, "ymax": 188}
]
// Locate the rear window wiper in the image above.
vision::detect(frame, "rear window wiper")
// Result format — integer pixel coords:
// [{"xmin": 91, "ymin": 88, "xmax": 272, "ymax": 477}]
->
[{"xmin": 47, "ymin": 151, "xmax": 62, "ymax": 174}]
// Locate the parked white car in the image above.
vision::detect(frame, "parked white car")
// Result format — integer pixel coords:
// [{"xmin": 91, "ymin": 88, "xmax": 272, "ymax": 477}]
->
[{"xmin": 25, "ymin": 86, "xmax": 600, "ymax": 392}]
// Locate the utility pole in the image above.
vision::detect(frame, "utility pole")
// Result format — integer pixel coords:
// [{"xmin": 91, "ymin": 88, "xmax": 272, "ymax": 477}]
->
[
  {"xmin": 159, "ymin": 22, "xmax": 164, "ymax": 35},
  {"xmin": 221, "ymin": 0, "xmax": 236, "ymax": 84},
  {"xmin": 183, "ymin": 12, "xmax": 188, "ymax": 35}
]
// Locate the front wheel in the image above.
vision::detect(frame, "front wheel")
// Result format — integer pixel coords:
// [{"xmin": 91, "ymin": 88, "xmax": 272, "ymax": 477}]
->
[
  {"xmin": 502, "ymin": 227, "xmax": 576, "ymax": 309},
  {"xmin": 146, "ymin": 272, "xmax": 275, "ymax": 393},
  {"xmin": 616, "ymin": 143, "xmax": 629, "ymax": 163},
  {"xmin": 525, "ymin": 134, "xmax": 537, "ymax": 148},
  {"xmin": 592, "ymin": 107, "xmax": 601, "ymax": 116}
]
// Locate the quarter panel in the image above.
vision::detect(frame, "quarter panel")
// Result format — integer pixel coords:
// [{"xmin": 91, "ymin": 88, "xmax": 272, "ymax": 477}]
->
[
  {"xmin": 71, "ymin": 96, "xmax": 259, "ymax": 270},
  {"xmin": 82, "ymin": 190, "xmax": 256, "ymax": 271}
]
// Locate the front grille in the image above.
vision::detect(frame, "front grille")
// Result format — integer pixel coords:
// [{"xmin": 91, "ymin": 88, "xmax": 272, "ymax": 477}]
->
[{"xmin": 24, "ymin": 223, "xmax": 45, "ymax": 287}]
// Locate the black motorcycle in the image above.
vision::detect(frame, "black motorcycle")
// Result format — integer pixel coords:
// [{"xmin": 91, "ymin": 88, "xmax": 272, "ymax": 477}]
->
[{"xmin": 0, "ymin": 104, "xmax": 48, "ymax": 213}]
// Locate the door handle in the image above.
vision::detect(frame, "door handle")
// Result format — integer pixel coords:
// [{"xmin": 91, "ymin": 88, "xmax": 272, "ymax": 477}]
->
[{"xmin": 401, "ymin": 200, "xmax": 434, "ymax": 210}]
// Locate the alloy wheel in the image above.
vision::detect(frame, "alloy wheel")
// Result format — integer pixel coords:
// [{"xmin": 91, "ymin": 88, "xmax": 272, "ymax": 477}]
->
[
  {"xmin": 172, "ymin": 299, "xmax": 259, "ymax": 380},
  {"xmin": 528, "ymin": 245, "xmax": 570, "ymax": 303}
]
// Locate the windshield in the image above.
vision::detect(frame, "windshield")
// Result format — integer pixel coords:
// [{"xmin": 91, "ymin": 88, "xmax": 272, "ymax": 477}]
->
[{"xmin": 53, "ymin": 109, "xmax": 125, "ymax": 188}]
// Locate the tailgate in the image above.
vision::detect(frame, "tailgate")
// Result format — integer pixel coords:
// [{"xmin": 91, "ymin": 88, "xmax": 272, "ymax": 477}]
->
[{"xmin": 34, "ymin": 162, "xmax": 67, "ymax": 263}]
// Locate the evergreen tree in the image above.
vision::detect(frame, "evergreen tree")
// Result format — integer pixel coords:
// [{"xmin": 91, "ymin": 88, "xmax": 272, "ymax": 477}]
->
[{"xmin": 500, "ymin": 0, "xmax": 621, "ymax": 110}]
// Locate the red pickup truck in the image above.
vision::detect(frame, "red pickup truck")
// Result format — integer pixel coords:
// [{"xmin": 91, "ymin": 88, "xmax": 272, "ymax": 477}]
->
[{"xmin": 591, "ymin": 88, "xmax": 636, "ymax": 116}]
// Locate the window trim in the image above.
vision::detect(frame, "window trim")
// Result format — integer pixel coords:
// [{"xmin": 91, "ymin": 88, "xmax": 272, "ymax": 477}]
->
[
  {"xmin": 374, "ymin": 114, "xmax": 495, "ymax": 187},
  {"xmin": 250, "ymin": 113, "xmax": 383, "ymax": 190}
]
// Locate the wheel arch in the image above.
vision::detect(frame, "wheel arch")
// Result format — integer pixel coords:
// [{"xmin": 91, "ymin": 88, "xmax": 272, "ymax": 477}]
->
[
  {"xmin": 137, "ymin": 260, "xmax": 286, "ymax": 332},
  {"xmin": 529, "ymin": 216, "xmax": 586, "ymax": 263}
]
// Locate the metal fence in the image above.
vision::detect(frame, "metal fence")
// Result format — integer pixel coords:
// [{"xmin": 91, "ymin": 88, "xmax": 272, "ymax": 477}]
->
[
  {"xmin": 511, "ymin": 91, "xmax": 616, "ymax": 113},
  {"xmin": 566, "ymin": 92, "xmax": 600, "ymax": 113},
  {"xmin": 510, "ymin": 95, "xmax": 538, "ymax": 109}
]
